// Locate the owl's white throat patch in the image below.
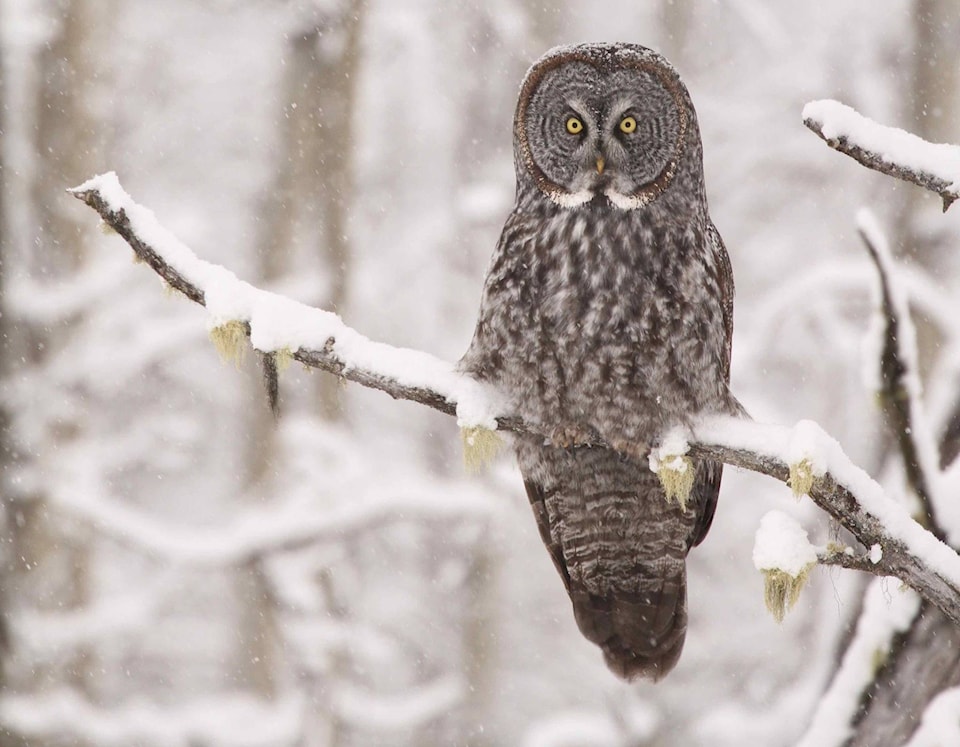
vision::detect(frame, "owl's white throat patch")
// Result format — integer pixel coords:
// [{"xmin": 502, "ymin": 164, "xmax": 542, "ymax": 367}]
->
[
  {"xmin": 549, "ymin": 188, "xmax": 594, "ymax": 208},
  {"xmin": 605, "ymin": 189, "xmax": 650, "ymax": 211}
]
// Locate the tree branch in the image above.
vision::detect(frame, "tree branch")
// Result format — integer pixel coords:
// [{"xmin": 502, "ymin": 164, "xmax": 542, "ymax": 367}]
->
[
  {"xmin": 857, "ymin": 211, "xmax": 943, "ymax": 536},
  {"xmin": 690, "ymin": 422, "xmax": 960, "ymax": 626},
  {"xmin": 817, "ymin": 546, "xmax": 884, "ymax": 575},
  {"xmin": 69, "ymin": 172, "xmax": 960, "ymax": 627},
  {"xmin": 803, "ymin": 99, "xmax": 960, "ymax": 212}
]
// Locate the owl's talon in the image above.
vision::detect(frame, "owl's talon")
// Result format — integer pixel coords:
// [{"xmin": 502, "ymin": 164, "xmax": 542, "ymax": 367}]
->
[
  {"xmin": 610, "ymin": 438, "xmax": 647, "ymax": 462},
  {"xmin": 550, "ymin": 425, "xmax": 593, "ymax": 449}
]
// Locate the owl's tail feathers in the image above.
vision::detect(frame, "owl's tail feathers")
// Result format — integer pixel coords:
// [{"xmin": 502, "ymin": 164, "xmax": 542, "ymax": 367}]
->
[{"xmin": 569, "ymin": 569, "xmax": 687, "ymax": 682}]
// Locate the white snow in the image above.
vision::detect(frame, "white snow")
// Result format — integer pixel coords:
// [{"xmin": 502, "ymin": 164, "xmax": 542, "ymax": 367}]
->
[
  {"xmin": 869, "ymin": 544, "xmax": 883, "ymax": 564},
  {"xmin": 648, "ymin": 427, "xmax": 691, "ymax": 473},
  {"xmin": 333, "ymin": 675, "xmax": 464, "ymax": 731},
  {"xmin": 45, "ymin": 464, "xmax": 492, "ymax": 567},
  {"xmin": 753, "ymin": 510, "xmax": 818, "ymax": 577},
  {"xmin": 796, "ymin": 579, "xmax": 920, "ymax": 747},
  {"xmin": 0, "ymin": 689, "xmax": 304, "ymax": 747},
  {"xmin": 523, "ymin": 712, "xmax": 620, "ymax": 747},
  {"xmin": 803, "ymin": 99, "xmax": 960, "ymax": 194},
  {"xmin": 786, "ymin": 420, "xmax": 830, "ymax": 480},
  {"xmin": 454, "ymin": 376, "xmax": 507, "ymax": 431}
]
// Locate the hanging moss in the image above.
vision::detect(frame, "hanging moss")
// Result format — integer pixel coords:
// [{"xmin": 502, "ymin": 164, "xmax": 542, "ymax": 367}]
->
[
  {"xmin": 762, "ymin": 566, "xmax": 813, "ymax": 623},
  {"xmin": 209, "ymin": 320, "xmax": 247, "ymax": 368},
  {"xmin": 461, "ymin": 426, "xmax": 503, "ymax": 473},
  {"xmin": 789, "ymin": 457, "xmax": 816, "ymax": 498},
  {"xmin": 657, "ymin": 454, "xmax": 695, "ymax": 511},
  {"xmin": 272, "ymin": 347, "xmax": 294, "ymax": 373}
]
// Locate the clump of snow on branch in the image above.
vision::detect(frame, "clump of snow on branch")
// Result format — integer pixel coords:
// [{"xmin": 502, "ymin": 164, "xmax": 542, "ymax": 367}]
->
[
  {"xmin": 649, "ymin": 428, "xmax": 695, "ymax": 510},
  {"xmin": 802, "ymin": 99, "xmax": 960, "ymax": 199},
  {"xmin": 456, "ymin": 377, "xmax": 507, "ymax": 471},
  {"xmin": 796, "ymin": 579, "xmax": 920, "ymax": 747},
  {"xmin": 753, "ymin": 510, "xmax": 818, "ymax": 622}
]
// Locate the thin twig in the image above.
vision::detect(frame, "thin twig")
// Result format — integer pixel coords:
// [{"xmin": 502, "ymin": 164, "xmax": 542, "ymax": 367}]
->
[{"xmin": 818, "ymin": 546, "xmax": 885, "ymax": 574}]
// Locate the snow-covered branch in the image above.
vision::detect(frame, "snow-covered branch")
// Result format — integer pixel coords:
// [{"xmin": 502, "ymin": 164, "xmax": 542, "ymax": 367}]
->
[
  {"xmin": 692, "ymin": 418, "xmax": 960, "ymax": 626},
  {"xmin": 857, "ymin": 210, "xmax": 943, "ymax": 535},
  {"xmin": 803, "ymin": 99, "xmax": 960, "ymax": 211},
  {"xmin": 68, "ymin": 172, "xmax": 509, "ymax": 432},
  {"xmin": 69, "ymin": 173, "xmax": 960, "ymax": 626}
]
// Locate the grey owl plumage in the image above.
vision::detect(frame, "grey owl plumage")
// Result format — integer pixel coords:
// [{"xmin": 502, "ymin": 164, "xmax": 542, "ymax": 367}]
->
[{"xmin": 459, "ymin": 43, "xmax": 738, "ymax": 681}]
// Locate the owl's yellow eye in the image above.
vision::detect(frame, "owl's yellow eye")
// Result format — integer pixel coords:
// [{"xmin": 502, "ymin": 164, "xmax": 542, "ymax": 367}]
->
[
  {"xmin": 619, "ymin": 116, "xmax": 637, "ymax": 134},
  {"xmin": 565, "ymin": 116, "xmax": 584, "ymax": 135}
]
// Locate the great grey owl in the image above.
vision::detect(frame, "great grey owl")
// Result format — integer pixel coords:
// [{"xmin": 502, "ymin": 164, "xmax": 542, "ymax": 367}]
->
[{"xmin": 459, "ymin": 43, "xmax": 738, "ymax": 681}]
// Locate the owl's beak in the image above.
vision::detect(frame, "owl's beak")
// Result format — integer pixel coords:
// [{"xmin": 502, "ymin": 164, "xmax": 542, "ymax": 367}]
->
[{"xmin": 596, "ymin": 157, "xmax": 605, "ymax": 175}]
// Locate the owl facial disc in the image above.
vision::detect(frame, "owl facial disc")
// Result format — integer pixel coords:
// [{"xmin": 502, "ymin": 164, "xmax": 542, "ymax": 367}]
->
[{"xmin": 514, "ymin": 44, "xmax": 690, "ymax": 211}]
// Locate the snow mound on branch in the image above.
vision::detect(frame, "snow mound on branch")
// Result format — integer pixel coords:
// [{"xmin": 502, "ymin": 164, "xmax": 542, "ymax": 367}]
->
[
  {"xmin": 649, "ymin": 428, "xmax": 695, "ymax": 510},
  {"xmin": 802, "ymin": 99, "xmax": 960, "ymax": 193},
  {"xmin": 753, "ymin": 510, "xmax": 818, "ymax": 577},
  {"xmin": 753, "ymin": 510, "xmax": 818, "ymax": 623}
]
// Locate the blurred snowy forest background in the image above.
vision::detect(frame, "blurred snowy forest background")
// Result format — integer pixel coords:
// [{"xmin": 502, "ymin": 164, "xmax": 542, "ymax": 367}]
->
[{"xmin": 2, "ymin": 0, "xmax": 960, "ymax": 745}]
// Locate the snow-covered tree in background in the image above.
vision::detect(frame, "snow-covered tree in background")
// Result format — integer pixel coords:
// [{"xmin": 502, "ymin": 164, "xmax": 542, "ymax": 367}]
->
[{"xmin": 3, "ymin": 1, "xmax": 960, "ymax": 746}]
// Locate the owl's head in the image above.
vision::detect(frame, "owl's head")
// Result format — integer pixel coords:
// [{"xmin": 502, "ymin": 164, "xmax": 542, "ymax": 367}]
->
[{"xmin": 514, "ymin": 43, "xmax": 701, "ymax": 211}]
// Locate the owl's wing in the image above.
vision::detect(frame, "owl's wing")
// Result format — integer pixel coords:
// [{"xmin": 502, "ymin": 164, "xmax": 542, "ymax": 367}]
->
[
  {"xmin": 708, "ymin": 220, "xmax": 734, "ymax": 382},
  {"xmin": 523, "ymin": 478, "xmax": 571, "ymax": 590},
  {"xmin": 690, "ymin": 459, "xmax": 722, "ymax": 548},
  {"xmin": 689, "ymin": 221, "xmax": 736, "ymax": 548}
]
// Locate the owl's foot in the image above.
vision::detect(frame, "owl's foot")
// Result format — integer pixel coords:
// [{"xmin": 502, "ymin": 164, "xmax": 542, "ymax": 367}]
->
[
  {"xmin": 549, "ymin": 424, "xmax": 595, "ymax": 450},
  {"xmin": 609, "ymin": 437, "xmax": 648, "ymax": 462}
]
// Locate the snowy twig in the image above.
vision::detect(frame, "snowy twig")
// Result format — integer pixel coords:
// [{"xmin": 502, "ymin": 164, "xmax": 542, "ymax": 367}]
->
[
  {"xmin": 857, "ymin": 212, "xmax": 942, "ymax": 535},
  {"xmin": 803, "ymin": 100, "xmax": 960, "ymax": 212},
  {"xmin": 69, "ymin": 173, "xmax": 960, "ymax": 626},
  {"xmin": 817, "ymin": 546, "xmax": 885, "ymax": 575}
]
